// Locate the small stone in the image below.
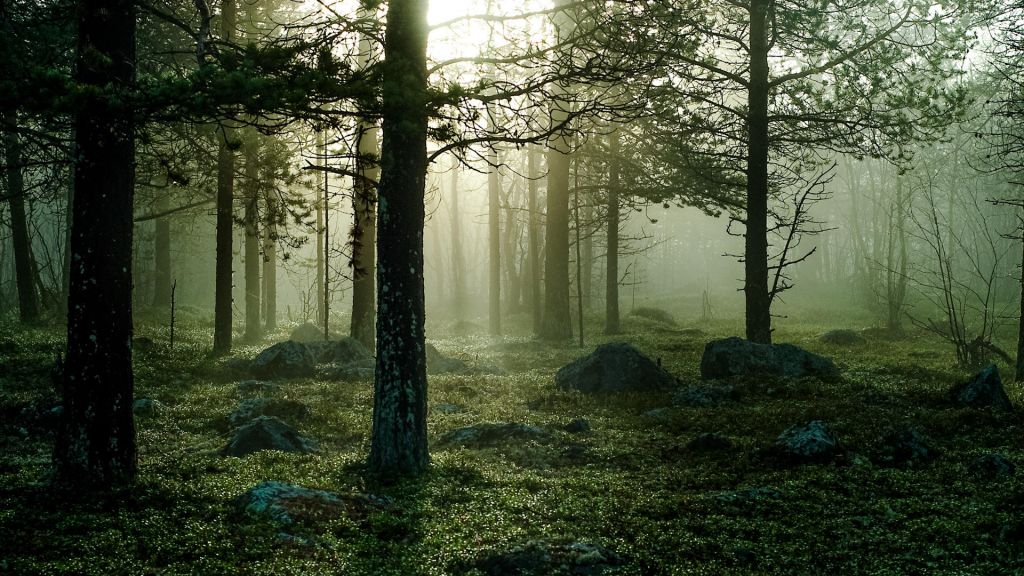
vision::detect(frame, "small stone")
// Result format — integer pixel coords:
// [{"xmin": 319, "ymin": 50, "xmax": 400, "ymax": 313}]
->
[
  {"xmin": 236, "ymin": 481, "xmax": 392, "ymax": 527},
  {"xmin": 673, "ymin": 384, "xmax": 736, "ymax": 407},
  {"xmin": 771, "ymin": 420, "xmax": 839, "ymax": 464},
  {"xmin": 949, "ymin": 365, "xmax": 1013, "ymax": 412},
  {"xmin": 436, "ymin": 422, "xmax": 547, "ymax": 449},
  {"xmin": 563, "ymin": 418, "xmax": 591, "ymax": 433},
  {"xmin": 874, "ymin": 427, "xmax": 936, "ymax": 468},
  {"xmin": 555, "ymin": 342, "xmax": 676, "ymax": 393},
  {"xmin": 221, "ymin": 416, "xmax": 317, "ymax": 457},
  {"xmin": 644, "ymin": 407, "xmax": 672, "ymax": 420},
  {"xmin": 133, "ymin": 398, "xmax": 165, "ymax": 417},
  {"xmin": 228, "ymin": 398, "xmax": 310, "ymax": 427}
]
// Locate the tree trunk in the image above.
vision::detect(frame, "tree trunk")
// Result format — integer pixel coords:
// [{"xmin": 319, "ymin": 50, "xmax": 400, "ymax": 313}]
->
[
  {"xmin": 315, "ymin": 128, "xmax": 325, "ymax": 326},
  {"xmin": 212, "ymin": 0, "xmax": 237, "ymax": 355},
  {"xmin": 350, "ymin": 25, "xmax": 379, "ymax": 349},
  {"xmin": 527, "ymin": 145, "xmax": 542, "ymax": 334},
  {"xmin": 1017, "ymin": 228, "xmax": 1024, "ymax": 382},
  {"xmin": 368, "ymin": 0, "xmax": 429, "ymax": 479},
  {"xmin": 539, "ymin": 0, "xmax": 575, "ymax": 341},
  {"xmin": 2, "ymin": 110, "xmax": 39, "ymax": 323},
  {"xmin": 744, "ymin": 0, "xmax": 772, "ymax": 344},
  {"xmin": 263, "ymin": 197, "xmax": 277, "ymax": 332},
  {"xmin": 243, "ymin": 133, "xmax": 261, "ymax": 341},
  {"xmin": 152, "ymin": 192, "xmax": 172, "ymax": 308},
  {"xmin": 488, "ymin": 148, "xmax": 501, "ymax": 335},
  {"xmin": 449, "ymin": 160, "xmax": 465, "ymax": 316},
  {"xmin": 605, "ymin": 130, "xmax": 620, "ymax": 335},
  {"xmin": 52, "ymin": 0, "xmax": 137, "ymax": 488}
]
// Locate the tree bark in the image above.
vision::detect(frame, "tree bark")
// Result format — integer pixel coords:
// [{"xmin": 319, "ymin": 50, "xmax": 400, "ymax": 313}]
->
[
  {"xmin": 527, "ymin": 145, "xmax": 542, "ymax": 334},
  {"xmin": 212, "ymin": 0, "xmax": 237, "ymax": 355},
  {"xmin": 243, "ymin": 133, "xmax": 261, "ymax": 341},
  {"xmin": 605, "ymin": 130, "xmax": 620, "ymax": 335},
  {"xmin": 350, "ymin": 22, "xmax": 379, "ymax": 350},
  {"xmin": 449, "ymin": 161, "xmax": 465, "ymax": 316},
  {"xmin": 52, "ymin": 0, "xmax": 137, "ymax": 488},
  {"xmin": 1017, "ymin": 228, "xmax": 1024, "ymax": 382},
  {"xmin": 488, "ymin": 147, "xmax": 501, "ymax": 335},
  {"xmin": 744, "ymin": 0, "xmax": 772, "ymax": 344},
  {"xmin": 368, "ymin": 0, "xmax": 429, "ymax": 478},
  {"xmin": 263, "ymin": 196, "xmax": 277, "ymax": 332},
  {"xmin": 2, "ymin": 110, "xmax": 39, "ymax": 323}
]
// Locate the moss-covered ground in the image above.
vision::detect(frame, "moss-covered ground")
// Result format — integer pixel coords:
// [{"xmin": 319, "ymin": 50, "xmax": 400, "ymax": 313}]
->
[{"xmin": 2, "ymin": 311, "xmax": 1023, "ymax": 575}]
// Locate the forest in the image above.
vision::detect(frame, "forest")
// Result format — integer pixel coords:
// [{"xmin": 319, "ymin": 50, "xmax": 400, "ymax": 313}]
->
[{"xmin": 2, "ymin": 0, "xmax": 1024, "ymax": 573}]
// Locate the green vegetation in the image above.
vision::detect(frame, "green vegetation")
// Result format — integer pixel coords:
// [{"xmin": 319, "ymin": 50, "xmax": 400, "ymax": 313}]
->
[{"xmin": 2, "ymin": 312, "xmax": 1022, "ymax": 575}]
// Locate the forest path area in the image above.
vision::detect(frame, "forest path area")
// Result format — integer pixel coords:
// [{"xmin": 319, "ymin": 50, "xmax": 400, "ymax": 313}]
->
[{"xmin": 1, "ymin": 316, "xmax": 1022, "ymax": 575}]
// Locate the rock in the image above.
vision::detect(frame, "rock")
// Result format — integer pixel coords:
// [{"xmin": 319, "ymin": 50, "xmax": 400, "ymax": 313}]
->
[
  {"xmin": 687, "ymin": 432, "xmax": 732, "ymax": 451},
  {"xmin": 329, "ymin": 365, "xmax": 376, "ymax": 381},
  {"xmin": 308, "ymin": 337, "xmax": 373, "ymax": 365},
  {"xmin": 221, "ymin": 416, "xmax": 317, "ymax": 457},
  {"xmin": 236, "ymin": 481, "xmax": 392, "ymax": 526},
  {"xmin": 555, "ymin": 342, "xmax": 676, "ymax": 394},
  {"xmin": 949, "ymin": 365, "xmax": 1013, "ymax": 412},
  {"xmin": 237, "ymin": 380, "xmax": 283, "ymax": 396},
  {"xmin": 252, "ymin": 341, "xmax": 317, "ymax": 379},
  {"xmin": 563, "ymin": 418, "xmax": 591, "ymax": 433},
  {"xmin": 629, "ymin": 306, "xmax": 677, "ymax": 326},
  {"xmin": 771, "ymin": 420, "xmax": 838, "ymax": 464},
  {"xmin": 673, "ymin": 384, "xmax": 737, "ymax": 407},
  {"xmin": 228, "ymin": 398, "xmax": 310, "ymax": 427},
  {"xmin": 874, "ymin": 427, "xmax": 936, "ymax": 468},
  {"xmin": 643, "ymin": 407, "xmax": 672, "ymax": 420},
  {"xmin": 433, "ymin": 403, "xmax": 466, "ymax": 415},
  {"xmin": 700, "ymin": 337, "xmax": 839, "ymax": 380},
  {"xmin": 970, "ymin": 453, "xmax": 1015, "ymax": 479},
  {"xmin": 289, "ymin": 322, "xmax": 324, "ymax": 343},
  {"xmin": 819, "ymin": 329, "xmax": 867, "ymax": 346},
  {"xmin": 469, "ymin": 540, "xmax": 625, "ymax": 576},
  {"xmin": 132, "ymin": 398, "xmax": 165, "ymax": 417},
  {"xmin": 436, "ymin": 422, "xmax": 547, "ymax": 449},
  {"xmin": 426, "ymin": 343, "xmax": 468, "ymax": 374}
]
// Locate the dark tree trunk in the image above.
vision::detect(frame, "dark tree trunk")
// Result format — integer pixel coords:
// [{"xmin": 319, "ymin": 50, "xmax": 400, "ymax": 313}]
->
[
  {"xmin": 350, "ymin": 123, "xmax": 378, "ymax": 350},
  {"xmin": 52, "ymin": 0, "xmax": 137, "ymax": 488},
  {"xmin": 605, "ymin": 130, "xmax": 620, "ymax": 335},
  {"xmin": 152, "ymin": 193, "xmax": 171, "ymax": 308},
  {"xmin": 243, "ymin": 134, "xmax": 261, "ymax": 341},
  {"xmin": 263, "ymin": 197, "xmax": 277, "ymax": 332},
  {"xmin": 368, "ymin": 0, "xmax": 429, "ymax": 478},
  {"xmin": 449, "ymin": 162, "xmax": 465, "ymax": 316},
  {"xmin": 2, "ymin": 110, "xmax": 39, "ymax": 323},
  {"xmin": 488, "ymin": 148, "xmax": 501, "ymax": 335},
  {"xmin": 315, "ymin": 128, "xmax": 325, "ymax": 327},
  {"xmin": 61, "ymin": 174, "xmax": 74, "ymax": 318},
  {"xmin": 527, "ymin": 146, "xmax": 542, "ymax": 334},
  {"xmin": 212, "ymin": 0, "xmax": 237, "ymax": 355},
  {"xmin": 745, "ymin": 0, "xmax": 772, "ymax": 344},
  {"xmin": 1017, "ymin": 230, "xmax": 1024, "ymax": 382},
  {"xmin": 540, "ymin": 141, "xmax": 573, "ymax": 340}
]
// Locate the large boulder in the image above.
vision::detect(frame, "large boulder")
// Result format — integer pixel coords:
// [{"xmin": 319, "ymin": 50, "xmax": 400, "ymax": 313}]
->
[
  {"xmin": 309, "ymin": 337, "xmax": 373, "ymax": 365},
  {"xmin": 251, "ymin": 341, "xmax": 317, "ymax": 379},
  {"xmin": 700, "ymin": 337, "xmax": 839, "ymax": 380},
  {"xmin": 770, "ymin": 420, "xmax": 839, "ymax": 464},
  {"xmin": 436, "ymin": 422, "xmax": 548, "ymax": 449},
  {"xmin": 289, "ymin": 322, "xmax": 324, "ymax": 343},
  {"xmin": 426, "ymin": 343, "xmax": 469, "ymax": 374},
  {"xmin": 221, "ymin": 416, "xmax": 317, "ymax": 457},
  {"xmin": 236, "ymin": 481, "xmax": 392, "ymax": 527},
  {"xmin": 949, "ymin": 365, "xmax": 1013, "ymax": 412},
  {"xmin": 555, "ymin": 342, "xmax": 675, "ymax": 394}
]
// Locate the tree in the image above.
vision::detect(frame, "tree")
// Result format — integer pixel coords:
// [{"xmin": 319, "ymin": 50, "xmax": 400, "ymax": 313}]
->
[
  {"xmin": 242, "ymin": 129, "xmax": 262, "ymax": 341},
  {"xmin": 1, "ymin": 110, "xmax": 40, "ymax": 322},
  {"xmin": 52, "ymin": 0, "xmax": 137, "ymax": 488},
  {"xmin": 212, "ymin": 0, "xmax": 237, "ymax": 355},
  {"xmin": 367, "ymin": 0, "xmax": 429, "ymax": 478}
]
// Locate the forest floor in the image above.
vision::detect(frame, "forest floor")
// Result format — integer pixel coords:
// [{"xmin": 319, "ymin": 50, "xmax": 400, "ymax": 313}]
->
[{"xmin": 1, "ymin": 309, "xmax": 1023, "ymax": 575}]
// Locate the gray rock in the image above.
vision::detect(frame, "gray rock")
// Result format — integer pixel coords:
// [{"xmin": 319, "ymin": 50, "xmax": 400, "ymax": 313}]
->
[
  {"xmin": 426, "ymin": 343, "xmax": 469, "ymax": 374},
  {"xmin": 771, "ymin": 420, "xmax": 838, "ymax": 464},
  {"xmin": 237, "ymin": 380, "xmax": 283, "ymax": 396},
  {"xmin": 236, "ymin": 481, "xmax": 392, "ymax": 526},
  {"xmin": 221, "ymin": 416, "xmax": 317, "ymax": 457},
  {"xmin": 555, "ymin": 342, "xmax": 675, "ymax": 394},
  {"xmin": 819, "ymin": 329, "xmax": 867, "ymax": 346},
  {"xmin": 950, "ymin": 365, "xmax": 1013, "ymax": 412},
  {"xmin": 308, "ymin": 337, "xmax": 373, "ymax": 365},
  {"xmin": 874, "ymin": 427, "xmax": 936, "ymax": 468},
  {"xmin": 673, "ymin": 384, "xmax": 737, "ymax": 407},
  {"xmin": 687, "ymin": 432, "xmax": 732, "ymax": 451},
  {"xmin": 436, "ymin": 422, "xmax": 547, "ymax": 449},
  {"xmin": 563, "ymin": 418, "xmax": 591, "ymax": 433},
  {"xmin": 133, "ymin": 398, "xmax": 165, "ymax": 417},
  {"xmin": 228, "ymin": 398, "xmax": 310, "ymax": 427},
  {"xmin": 470, "ymin": 540, "xmax": 625, "ymax": 576},
  {"xmin": 252, "ymin": 341, "xmax": 317, "ymax": 379},
  {"xmin": 970, "ymin": 453, "xmax": 1015, "ymax": 479},
  {"xmin": 289, "ymin": 322, "xmax": 324, "ymax": 343},
  {"xmin": 433, "ymin": 403, "xmax": 466, "ymax": 415},
  {"xmin": 700, "ymin": 337, "xmax": 839, "ymax": 380}
]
